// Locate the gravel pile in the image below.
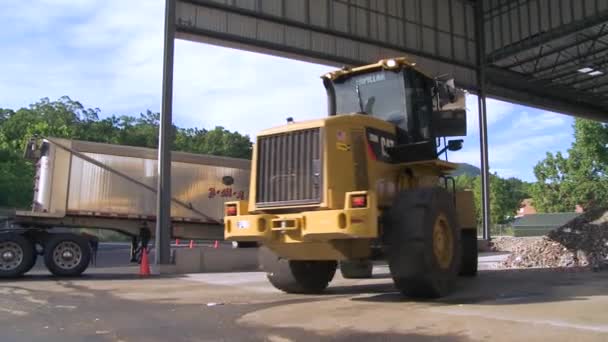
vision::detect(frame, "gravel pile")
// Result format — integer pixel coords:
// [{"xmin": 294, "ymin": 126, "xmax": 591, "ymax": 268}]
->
[
  {"xmin": 501, "ymin": 209, "xmax": 608, "ymax": 270},
  {"xmin": 490, "ymin": 236, "xmax": 542, "ymax": 253}
]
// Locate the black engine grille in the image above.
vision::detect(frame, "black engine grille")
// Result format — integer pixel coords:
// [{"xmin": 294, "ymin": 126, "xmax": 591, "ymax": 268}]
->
[{"xmin": 256, "ymin": 128, "xmax": 323, "ymax": 207}]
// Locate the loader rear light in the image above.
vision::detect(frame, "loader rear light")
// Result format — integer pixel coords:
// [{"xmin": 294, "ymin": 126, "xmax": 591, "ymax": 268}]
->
[
  {"xmin": 225, "ymin": 204, "xmax": 237, "ymax": 216},
  {"xmin": 351, "ymin": 195, "xmax": 367, "ymax": 208}
]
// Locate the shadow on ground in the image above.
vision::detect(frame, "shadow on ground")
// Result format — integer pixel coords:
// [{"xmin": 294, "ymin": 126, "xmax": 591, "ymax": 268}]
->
[
  {"xmin": 255, "ymin": 327, "xmax": 470, "ymax": 342},
  {"xmin": 349, "ymin": 267, "xmax": 608, "ymax": 305},
  {"xmin": 0, "ymin": 278, "xmax": 471, "ymax": 342}
]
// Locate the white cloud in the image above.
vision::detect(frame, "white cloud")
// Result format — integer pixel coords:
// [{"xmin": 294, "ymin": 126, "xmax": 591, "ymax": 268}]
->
[
  {"xmin": 465, "ymin": 95, "xmax": 518, "ymax": 135},
  {"xmin": 0, "ymin": 0, "xmax": 334, "ymax": 138},
  {"xmin": 489, "ymin": 168, "xmax": 520, "ymax": 178},
  {"xmin": 0, "ymin": 1, "xmax": 164, "ymax": 112},
  {"xmin": 451, "ymin": 132, "xmax": 571, "ymax": 179},
  {"xmin": 512, "ymin": 110, "xmax": 569, "ymax": 131},
  {"xmin": 171, "ymin": 41, "xmax": 332, "ymax": 137}
]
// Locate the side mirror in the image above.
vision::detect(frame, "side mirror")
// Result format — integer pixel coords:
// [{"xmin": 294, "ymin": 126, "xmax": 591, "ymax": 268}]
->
[
  {"xmin": 447, "ymin": 139, "xmax": 463, "ymax": 151},
  {"xmin": 437, "ymin": 139, "xmax": 464, "ymax": 156}
]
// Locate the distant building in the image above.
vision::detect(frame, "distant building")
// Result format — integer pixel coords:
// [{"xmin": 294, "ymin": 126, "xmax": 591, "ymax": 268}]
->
[
  {"xmin": 511, "ymin": 212, "xmax": 581, "ymax": 237},
  {"xmin": 516, "ymin": 198, "xmax": 584, "ymax": 218},
  {"xmin": 516, "ymin": 198, "xmax": 537, "ymax": 218}
]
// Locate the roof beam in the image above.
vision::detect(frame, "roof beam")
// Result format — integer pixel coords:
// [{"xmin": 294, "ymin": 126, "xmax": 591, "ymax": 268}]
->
[
  {"xmin": 486, "ymin": 9, "xmax": 608, "ymax": 63},
  {"xmin": 534, "ymin": 45, "xmax": 608, "ymax": 76},
  {"xmin": 502, "ymin": 30, "xmax": 608, "ymax": 69},
  {"xmin": 567, "ymin": 78, "xmax": 608, "ymax": 89},
  {"xmin": 566, "ymin": 73, "xmax": 608, "ymax": 89},
  {"xmin": 178, "ymin": 0, "xmax": 477, "ymax": 70},
  {"xmin": 535, "ymin": 49, "xmax": 608, "ymax": 81},
  {"xmin": 485, "ymin": 67, "xmax": 608, "ymax": 121}
]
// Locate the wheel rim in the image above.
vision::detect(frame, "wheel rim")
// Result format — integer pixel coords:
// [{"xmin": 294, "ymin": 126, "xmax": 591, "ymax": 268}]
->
[
  {"xmin": 0, "ymin": 241, "xmax": 24, "ymax": 271},
  {"xmin": 432, "ymin": 214, "xmax": 454, "ymax": 270},
  {"xmin": 53, "ymin": 241, "xmax": 82, "ymax": 270}
]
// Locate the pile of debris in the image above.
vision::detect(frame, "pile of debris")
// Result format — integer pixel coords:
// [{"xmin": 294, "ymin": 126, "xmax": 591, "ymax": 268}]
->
[
  {"xmin": 501, "ymin": 209, "xmax": 608, "ymax": 270},
  {"xmin": 490, "ymin": 236, "xmax": 541, "ymax": 253}
]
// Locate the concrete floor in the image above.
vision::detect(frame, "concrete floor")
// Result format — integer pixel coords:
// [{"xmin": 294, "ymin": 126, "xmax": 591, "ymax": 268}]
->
[{"xmin": 1, "ymin": 258, "xmax": 607, "ymax": 342}]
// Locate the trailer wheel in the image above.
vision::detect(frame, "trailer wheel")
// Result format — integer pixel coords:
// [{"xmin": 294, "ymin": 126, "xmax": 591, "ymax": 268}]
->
[
  {"xmin": 459, "ymin": 229, "xmax": 478, "ymax": 277},
  {"xmin": 386, "ymin": 188, "xmax": 462, "ymax": 298},
  {"xmin": 44, "ymin": 234, "xmax": 91, "ymax": 277},
  {"xmin": 340, "ymin": 260, "xmax": 373, "ymax": 279},
  {"xmin": 0, "ymin": 234, "xmax": 36, "ymax": 278},
  {"xmin": 259, "ymin": 247, "xmax": 337, "ymax": 294}
]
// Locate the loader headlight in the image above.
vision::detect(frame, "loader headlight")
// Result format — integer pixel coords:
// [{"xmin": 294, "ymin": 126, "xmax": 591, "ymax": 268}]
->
[{"xmin": 385, "ymin": 59, "xmax": 397, "ymax": 68}]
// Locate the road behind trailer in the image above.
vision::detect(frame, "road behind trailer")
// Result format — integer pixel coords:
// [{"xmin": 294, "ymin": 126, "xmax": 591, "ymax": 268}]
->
[{"xmin": 0, "ymin": 137, "xmax": 250, "ymax": 278}]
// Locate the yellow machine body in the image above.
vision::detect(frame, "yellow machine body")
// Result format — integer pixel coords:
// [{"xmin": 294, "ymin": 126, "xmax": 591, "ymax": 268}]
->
[
  {"xmin": 225, "ymin": 114, "xmax": 476, "ymax": 260},
  {"xmin": 224, "ymin": 58, "xmax": 476, "ymax": 261}
]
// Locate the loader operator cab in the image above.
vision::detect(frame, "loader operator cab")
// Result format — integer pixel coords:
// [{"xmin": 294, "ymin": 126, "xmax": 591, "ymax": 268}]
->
[{"xmin": 322, "ymin": 57, "xmax": 466, "ymax": 162}]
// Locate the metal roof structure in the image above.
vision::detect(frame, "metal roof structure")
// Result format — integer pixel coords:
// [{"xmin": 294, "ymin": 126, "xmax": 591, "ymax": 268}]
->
[
  {"xmin": 484, "ymin": 0, "xmax": 608, "ymax": 120},
  {"xmin": 152, "ymin": 0, "xmax": 608, "ymax": 265},
  {"xmin": 172, "ymin": 0, "xmax": 608, "ymax": 120}
]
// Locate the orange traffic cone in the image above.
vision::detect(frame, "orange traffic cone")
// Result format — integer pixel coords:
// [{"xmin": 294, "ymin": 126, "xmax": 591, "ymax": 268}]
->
[
  {"xmin": 189, "ymin": 240, "xmax": 194, "ymax": 249},
  {"xmin": 139, "ymin": 247, "xmax": 151, "ymax": 277},
  {"xmin": 213, "ymin": 240, "xmax": 219, "ymax": 249}
]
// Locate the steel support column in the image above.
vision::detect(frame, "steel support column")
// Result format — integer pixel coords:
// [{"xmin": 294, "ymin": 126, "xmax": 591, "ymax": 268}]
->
[
  {"xmin": 156, "ymin": 0, "xmax": 176, "ymax": 266},
  {"xmin": 475, "ymin": 0, "xmax": 491, "ymax": 240},
  {"xmin": 477, "ymin": 92, "xmax": 490, "ymax": 240}
]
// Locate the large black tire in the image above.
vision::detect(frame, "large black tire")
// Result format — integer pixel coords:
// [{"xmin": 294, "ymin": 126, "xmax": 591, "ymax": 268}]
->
[
  {"xmin": 44, "ymin": 234, "xmax": 91, "ymax": 277},
  {"xmin": 340, "ymin": 260, "xmax": 373, "ymax": 279},
  {"xmin": 259, "ymin": 247, "xmax": 337, "ymax": 294},
  {"xmin": 0, "ymin": 234, "xmax": 36, "ymax": 278},
  {"xmin": 386, "ymin": 188, "xmax": 462, "ymax": 298},
  {"xmin": 459, "ymin": 229, "xmax": 478, "ymax": 277}
]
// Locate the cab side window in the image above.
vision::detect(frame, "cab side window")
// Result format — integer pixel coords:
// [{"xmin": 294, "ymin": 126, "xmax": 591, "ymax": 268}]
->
[{"xmin": 406, "ymin": 70, "xmax": 433, "ymax": 141}]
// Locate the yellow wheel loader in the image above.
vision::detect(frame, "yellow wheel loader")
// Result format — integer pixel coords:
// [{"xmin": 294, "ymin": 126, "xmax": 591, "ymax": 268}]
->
[{"xmin": 224, "ymin": 58, "xmax": 478, "ymax": 298}]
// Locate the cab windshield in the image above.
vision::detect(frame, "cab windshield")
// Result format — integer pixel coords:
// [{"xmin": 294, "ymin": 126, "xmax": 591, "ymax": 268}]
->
[
  {"xmin": 329, "ymin": 67, "xmax": 434, "ymax": 142},
  {"xmin": 332, "ymin": 70, "xmax": 407, "ymax": 127}
]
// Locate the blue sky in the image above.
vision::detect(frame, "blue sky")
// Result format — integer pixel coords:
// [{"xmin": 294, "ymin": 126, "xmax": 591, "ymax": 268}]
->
[{"xmin": 0, "ymin": 0, "xmax": 574, "ymax": 182}]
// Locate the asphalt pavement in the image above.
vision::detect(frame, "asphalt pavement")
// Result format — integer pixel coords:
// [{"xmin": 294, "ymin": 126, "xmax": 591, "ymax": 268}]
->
[{"xmin": 2, "ymin": 246, "xmax": 607, "ymax": 341}]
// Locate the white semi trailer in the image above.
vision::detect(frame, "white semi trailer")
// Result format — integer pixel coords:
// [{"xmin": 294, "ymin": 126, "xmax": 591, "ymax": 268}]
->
[{"xmin": 0, "ymin": 137, "xmax": 250, "ymax": 278}]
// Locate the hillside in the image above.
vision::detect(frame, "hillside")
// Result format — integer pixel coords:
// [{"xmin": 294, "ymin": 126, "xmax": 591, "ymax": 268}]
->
[{"xmin": 450, "ymin": 163, "xmax": 481, "ymax": 177}]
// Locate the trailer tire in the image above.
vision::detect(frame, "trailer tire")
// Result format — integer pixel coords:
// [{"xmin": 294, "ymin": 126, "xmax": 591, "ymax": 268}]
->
[
  {"xmin": 0, "ymin": 234, "xmax": 36, "ymax": 278},
  {"xmin": 459, "ymin": 229, "xmax": 478, "ymax": 277},
  {"xmin": 44, "ymin": 234, "xmax": 91, "ymax": 277},
  {"xmin": 386, "ymin": 188, "xmax": 461, "ymax": 299},
  {"xmin": 340, "ymin": 260, "xmax": 373, "ymax": 279},
  {"xmin": 259, "ymin": 247, "xmax": 337, "ymax": 294}
]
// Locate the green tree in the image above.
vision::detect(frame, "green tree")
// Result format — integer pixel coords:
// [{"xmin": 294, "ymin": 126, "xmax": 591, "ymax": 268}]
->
[
  {"xmin": 454, "ymin": 173, "xmax": 530, "ymax": 225},
  {"xmin": 0, "ymin": 149, "xmax": 35, "ymax": 207},
  {"xmin": 531, "ymin": 118, "xmax": 608, "ymax": 212},
  {"xmin": 454, "ymin": 174, "xmax": 475, "ymax": 191},
  {"xmin": 174, "ymin": 126, "xmax": 252, "ymax": 159}
]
